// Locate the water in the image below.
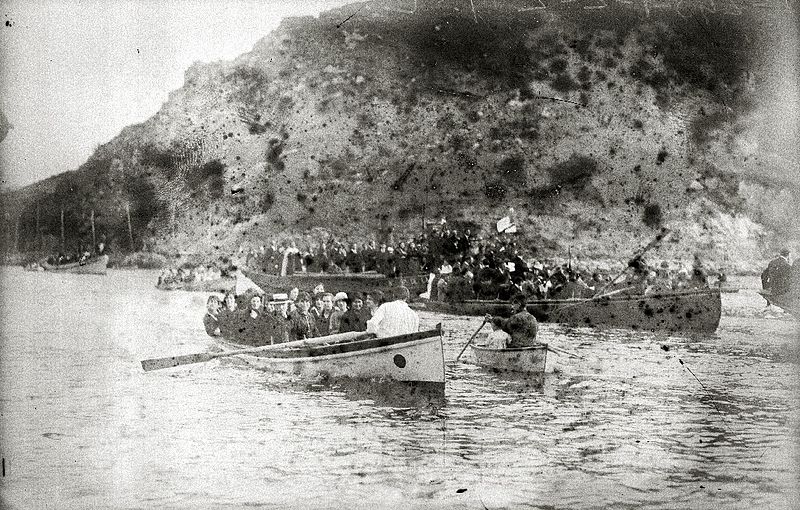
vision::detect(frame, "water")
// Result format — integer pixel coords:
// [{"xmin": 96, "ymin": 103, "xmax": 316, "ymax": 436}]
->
[{"xmin": 1, "ymin": 269, "xmax": 798, "ymax": 509}]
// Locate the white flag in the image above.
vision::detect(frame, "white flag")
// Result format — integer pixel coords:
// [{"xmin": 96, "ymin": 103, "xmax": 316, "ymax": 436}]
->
[{"xmin": 496, "ymin": 216, "xmax": 517, "ymax": 233}]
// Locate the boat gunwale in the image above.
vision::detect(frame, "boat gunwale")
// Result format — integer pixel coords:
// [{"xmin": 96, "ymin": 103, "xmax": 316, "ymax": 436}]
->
[
  {"xmin": 455, "ymin": 288, "xmax": 720, "ymax": 307},
  {"xmin": 217, "ymin": 334, "xmax": 442, "ymax": 365},
  {"xmin": 470, "ymin": 343, "xmax": 548, "ymax": 354}
]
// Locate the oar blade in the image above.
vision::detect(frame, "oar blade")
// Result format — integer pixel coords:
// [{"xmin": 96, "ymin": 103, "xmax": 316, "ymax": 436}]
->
[{"xmin": 141, "ymin": 352, "xmax": 214, "ymax": 372}]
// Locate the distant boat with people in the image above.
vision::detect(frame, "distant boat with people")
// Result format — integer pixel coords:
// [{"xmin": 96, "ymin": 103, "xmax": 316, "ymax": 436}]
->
[
  {"xmin": 412, "ymin": 288, "xmax": 722, "ymax": 333},
  {"xmin": 39, "ymin": 254, "xmax": 109, "ymax": 275}
]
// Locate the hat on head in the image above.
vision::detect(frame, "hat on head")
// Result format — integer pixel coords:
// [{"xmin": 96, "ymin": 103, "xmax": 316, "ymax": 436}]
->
[
  {"xmin": 269, "ymin": 293, "xmax": 292, "ymax": 304},
  {"xmin": 333, "ymin": 292, "xmax": 348, "ymax": 302}
]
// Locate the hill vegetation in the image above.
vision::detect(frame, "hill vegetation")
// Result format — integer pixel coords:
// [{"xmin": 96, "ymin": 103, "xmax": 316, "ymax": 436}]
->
[{"xmin": 1, "ymin": 1, "xmax": 796, "ymax": 271}]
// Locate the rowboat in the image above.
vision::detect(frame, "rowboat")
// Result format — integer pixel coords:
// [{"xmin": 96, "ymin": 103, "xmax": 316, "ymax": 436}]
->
[
  {"xmin": 40, "ymin": 254, "xmax": 109, "ymax": 275},
  {"xmin": 412, "ymin": 288, "xmax": 722, "ymax": 333},
  {"xmin": 244, "ymin": 269, "xmax": 429, "ymax": 296},
  {"xmin": 759, "ymin": 290, "xmax": 799, "ymax": 317},
  {"xmin": 215, "ymin": 325, "xmax": 445, "ymax": 384},
  {"xmin": 469, "ymin": 343, "xmax": 548, "ymax": 375},
  {"xmin": 156, "ymin": 277, "xmax": 235, "ymax": 293}
]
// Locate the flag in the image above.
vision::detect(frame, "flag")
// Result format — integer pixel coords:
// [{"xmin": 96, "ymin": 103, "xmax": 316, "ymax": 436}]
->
[{"xmin": 496, "ymin": 216, "xmax": 517, "ymax": 233}]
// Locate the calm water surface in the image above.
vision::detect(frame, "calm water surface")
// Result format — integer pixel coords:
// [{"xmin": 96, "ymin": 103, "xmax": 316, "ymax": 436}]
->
[{"xmin": 1, "ymin": 269, "xmax": 798, "ymax": 509}]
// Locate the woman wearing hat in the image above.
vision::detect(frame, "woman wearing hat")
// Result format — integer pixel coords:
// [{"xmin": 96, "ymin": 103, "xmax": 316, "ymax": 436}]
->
[{"xmin": 328, "ymin": 292, "xmax": 349, "ymax": 334}]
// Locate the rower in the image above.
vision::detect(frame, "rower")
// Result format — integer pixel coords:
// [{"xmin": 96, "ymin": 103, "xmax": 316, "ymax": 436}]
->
[
  {"xmin": 485, "ymin": 294, "xmax": 539, "ymax": 348},
  {"xmin": 366, "ymin": 286, "xmax": 419, "ymax": 338}
]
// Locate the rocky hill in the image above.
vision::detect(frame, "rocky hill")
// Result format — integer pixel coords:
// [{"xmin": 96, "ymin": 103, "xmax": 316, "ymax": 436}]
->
[{"xmin": 1, "ymin": 0, "xmax": 797, "ymax": 271}]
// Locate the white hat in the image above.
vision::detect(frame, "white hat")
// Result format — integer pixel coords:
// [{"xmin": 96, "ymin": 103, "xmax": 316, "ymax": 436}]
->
[
  {"xmin": 333, "ymin": 292, "xmax": 348, "ymax": 302},
  {"xmin": 269, "ymin": 293, "xmax": 292, "ymax": 304}
]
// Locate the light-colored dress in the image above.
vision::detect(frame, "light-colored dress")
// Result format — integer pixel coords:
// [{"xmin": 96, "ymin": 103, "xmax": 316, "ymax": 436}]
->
[{"xmin": 485, "ymin": 329, "xmax": 510, "ymax": 349}]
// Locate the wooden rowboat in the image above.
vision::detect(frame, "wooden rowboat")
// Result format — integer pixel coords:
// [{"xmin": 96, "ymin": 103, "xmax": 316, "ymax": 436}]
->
[
  {"xmin": 215, "ymin": 325, "xmax": 445, "ymax": 384},
  {"xmin": 243, "ymin": 269, "xmax": 429, "ymax": 297},
  {"xmin": 412, "ymin": 288, "xmax": 721, "ymax": 333},
  {"xmin": 40, "ymin": 254, "xmax": 109, "ymax": 275},
  {"xmin": 469, "ymin": 343, "xmax": 548, "ymax": 375}
]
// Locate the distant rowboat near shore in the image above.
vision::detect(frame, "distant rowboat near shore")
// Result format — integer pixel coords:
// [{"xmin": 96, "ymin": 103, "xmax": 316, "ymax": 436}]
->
[
  {"xmin": 39, "ymin": 255, "xmax": 109, "ymax": 275},
  {"xmin": 412, "ymin": 288, "xmax": 722, "ymax": 333}
]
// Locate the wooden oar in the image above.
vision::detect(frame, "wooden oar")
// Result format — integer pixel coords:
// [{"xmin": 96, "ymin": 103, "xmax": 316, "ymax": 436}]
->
[
  {"xmin": 595, "ymin": 227, "xmax": 671, "ymax": 297},
  {"xmin": 141, "ymin": 331, "xmax": 374, "ymax": 372},
  {"xmin": 454, "ymin": 319, "xmax": 487, "ymax": 362},
  {"xmin": 546, "ymin": 345, "xmax": 584, "ymax": 360}
]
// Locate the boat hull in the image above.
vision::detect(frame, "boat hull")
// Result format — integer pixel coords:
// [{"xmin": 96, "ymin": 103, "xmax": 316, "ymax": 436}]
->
[
  {"xmin": 413, "ymin": 288, "xmax": 722, "ymax": 333},
  {"xmin": 41, "ymin": 255, "xmax": 109, "ymax": 275},
  {"xmin": 216, "ymin": 327, "xmax": 445, "ymax": 384},
  {"xmin": 759, "ymin": 290, "xmax": 799, "ymax": 317},
  {"xmin": 470, "ymin": 344, "xmax": 547, "ymax": 374},
  {"xmin": 244, "ymin": 270, "xmax": 429, "ymax": 297}
]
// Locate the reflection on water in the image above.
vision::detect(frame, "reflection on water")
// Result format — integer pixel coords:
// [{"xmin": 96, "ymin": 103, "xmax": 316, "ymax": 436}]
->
[{"xmin": 1, "ymin": 269, "xmax": 798, "ymax": 509}]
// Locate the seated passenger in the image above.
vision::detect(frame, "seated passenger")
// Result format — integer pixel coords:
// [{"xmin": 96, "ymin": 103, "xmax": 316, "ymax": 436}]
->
[
  {"xmin": 484, "ymin": 317, "xmax": 510, "ymax": 349},
  {"xmin": 203, "ymin": 295, "xmax": 222, "ymax": 337},
  {"xmin": 328, "ymin": 292, "xmax": 349, "ymax": 334},
  {"xmin": 218, "ymin": 292, "xmax": 239, "ymax": 338},
  {"xmin": 288, "ymin": 292, "xmax": 320, "ymax": 341},
  {"xmin": 339, "ymin": 294, "xmax": 369, "ymax": 333}
]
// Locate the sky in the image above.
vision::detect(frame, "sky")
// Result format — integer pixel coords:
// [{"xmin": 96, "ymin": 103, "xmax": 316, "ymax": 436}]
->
[{"xmin": 0, "ymin": 0, "xmax": 353, "ymax": 190}]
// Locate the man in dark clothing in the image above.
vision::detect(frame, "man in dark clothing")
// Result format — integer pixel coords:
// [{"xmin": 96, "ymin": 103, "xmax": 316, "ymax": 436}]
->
[
  {"xmin": 485, "ymin": 294, "xmax": 538, "ymax": 348},
  {"xmin": 288, "ymin": 292, "xmax": 319, "ymax": 341},
  {"xmin": 339, "ymin": 294, "xmax": 370, "ymax": 332},
  {"xmin": 762, "ymin": 249, "xmax": 792, "ymax": 296},
  {"xmin": 203, "ymin": 295, "xmax": 222, "ymax": 337}
]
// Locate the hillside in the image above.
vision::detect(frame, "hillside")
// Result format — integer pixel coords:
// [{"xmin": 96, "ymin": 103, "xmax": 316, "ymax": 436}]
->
[{"xmin": 1, "ymin": 1, "xmax": 797, "ymax": 271}]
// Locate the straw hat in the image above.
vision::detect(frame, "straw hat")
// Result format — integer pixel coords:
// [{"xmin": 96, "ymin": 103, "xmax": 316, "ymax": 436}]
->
[{"xmin": 333, "ymin": 292, "xmax": 348, "ymax": 302}]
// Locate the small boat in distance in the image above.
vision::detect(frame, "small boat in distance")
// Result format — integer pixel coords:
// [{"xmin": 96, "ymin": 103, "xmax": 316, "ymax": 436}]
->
[
  {"xmin": 40, "ymin": 254, "xmax": 109, "ymax": 275},
  {"xmin": 214, "ymin": 325, "xmax": 445, "ymax": 384},
  {"xmin": 469, "ymin": 343, "xmax": 548, "ymax": 376}
]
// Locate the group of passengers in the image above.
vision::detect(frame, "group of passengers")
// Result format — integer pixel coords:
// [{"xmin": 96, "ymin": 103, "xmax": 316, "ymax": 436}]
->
[
  {"xmin": 203, "ymin": 286, "xmax": 418, "ymax": 346},
  {"xmin": 430, "ymin": 252, "xmax": 712, "ymax": 302}
]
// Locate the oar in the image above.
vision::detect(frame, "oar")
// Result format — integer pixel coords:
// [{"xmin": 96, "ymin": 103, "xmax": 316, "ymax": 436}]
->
[
  {"xmin": 454, "ymin": 319, "xmax": 487, "ymax": 362},
  {"xmin": 595, "ymin": 227, "xmax": 671, "ymax": 297},
  {"xmin": 546, "ymin": 345, "xmax": 584, "ymax": 360},
  {"xmin": 141, "ymin": 331, "xmax": 373, "ymax": 372}
]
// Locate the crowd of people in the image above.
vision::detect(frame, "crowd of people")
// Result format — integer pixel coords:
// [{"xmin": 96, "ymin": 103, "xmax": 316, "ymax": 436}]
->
[
  {"xmin": 158, "ymin": 265, "xmax": 227, "ymax": 287},
  {"xmin": 203, "ymin": 285, "xmax": 419, "ymax": 346},
  {"xmin": 241, "ymin": 227, "xmax": 716, "ymax": 302}
]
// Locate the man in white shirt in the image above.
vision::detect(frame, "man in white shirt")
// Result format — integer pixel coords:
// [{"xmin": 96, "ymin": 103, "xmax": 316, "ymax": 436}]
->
[{"xmin": 366, "ymin": 286, "xmax": 419, "ymax": 337}]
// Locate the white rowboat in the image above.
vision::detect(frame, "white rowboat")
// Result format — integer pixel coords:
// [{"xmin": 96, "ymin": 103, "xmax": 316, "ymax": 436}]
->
[
  {"xmin": 469, "ymin": 343, "xmax": 548, "ymax": 375},
  {"xmin": 216, "ymin": 325, "xmax": 445, "ymax": 384}
]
